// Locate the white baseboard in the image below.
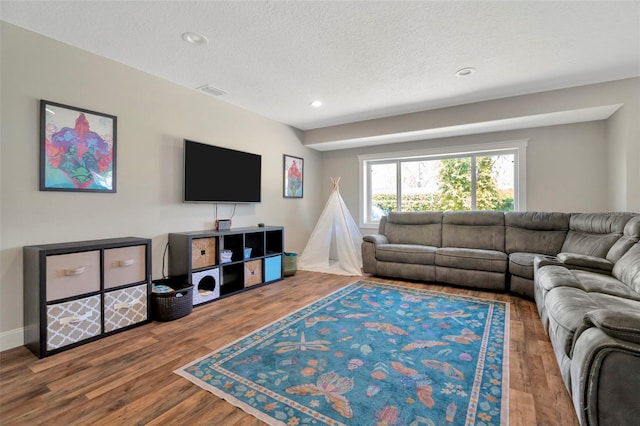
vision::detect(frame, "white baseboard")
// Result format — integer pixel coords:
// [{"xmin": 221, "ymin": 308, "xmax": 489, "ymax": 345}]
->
[{"xmin": 0, "ymin": 327, "xmax": 24, "ymax": 352}]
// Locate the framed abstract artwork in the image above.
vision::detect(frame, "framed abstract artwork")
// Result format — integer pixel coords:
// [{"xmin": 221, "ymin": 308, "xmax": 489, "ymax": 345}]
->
[
  {"xmin": 283, "ymin": 154, "xmax": 303, "ymax": 198},
  {"xmin": 40, "ymin": 100, "xmax": 117, "ymax": 192}
]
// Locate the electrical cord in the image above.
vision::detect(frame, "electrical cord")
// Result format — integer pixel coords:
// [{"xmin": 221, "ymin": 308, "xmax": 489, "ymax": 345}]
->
[
  {"xmin": 215, "ymin": 203, "xmax": 236, "ymax": 221},
  {"xmin": 162, "ymin": 241, "xmax": 169, "ymax": 279}
]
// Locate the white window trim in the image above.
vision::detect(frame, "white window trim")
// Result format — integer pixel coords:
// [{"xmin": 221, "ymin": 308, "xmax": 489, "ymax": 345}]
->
[{"xmin": 358, "ymin": 139, "xmax": 528, "ymax": 228}]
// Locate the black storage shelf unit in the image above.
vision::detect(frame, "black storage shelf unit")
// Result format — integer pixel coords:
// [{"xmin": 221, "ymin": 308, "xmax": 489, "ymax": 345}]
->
[
  {"xmin": 245, "ymin": 232, "xmax": 265, "ymax": 258},
  {"xmin": 23, "ymin": 237, "xmax": 152, "ymax": 358},
  {"xmin": 168, "ymin": 226, "xmax": 284, "ymax": 306}
]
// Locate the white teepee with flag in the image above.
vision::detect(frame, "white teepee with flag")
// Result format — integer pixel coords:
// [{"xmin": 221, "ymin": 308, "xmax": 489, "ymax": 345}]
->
[{"xmin": 297, "ymin": 177, "xmax": 363, "ymax": 276}]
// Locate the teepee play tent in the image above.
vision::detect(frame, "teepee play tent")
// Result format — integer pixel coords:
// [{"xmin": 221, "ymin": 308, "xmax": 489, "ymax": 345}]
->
[{"xmin": 297, "ymin": 177, "xmax": 363, "ymax": 276}]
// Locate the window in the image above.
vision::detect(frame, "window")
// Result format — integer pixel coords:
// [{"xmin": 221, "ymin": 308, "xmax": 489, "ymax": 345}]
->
[{"xmin": 359, "ymin": 141, "xmax": 527, "ymax": 226}]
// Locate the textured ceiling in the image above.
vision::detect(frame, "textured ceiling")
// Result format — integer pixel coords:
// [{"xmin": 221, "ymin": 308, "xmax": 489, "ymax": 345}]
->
[{"xmin": 1, "ymin": 1, "xmax": 639, "ymax": 131}]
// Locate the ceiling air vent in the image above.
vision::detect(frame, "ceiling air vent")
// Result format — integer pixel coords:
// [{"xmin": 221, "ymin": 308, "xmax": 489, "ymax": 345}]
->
[{"xmin": 196, "ymin": 84, "xmax": 227, "ymax": 97}]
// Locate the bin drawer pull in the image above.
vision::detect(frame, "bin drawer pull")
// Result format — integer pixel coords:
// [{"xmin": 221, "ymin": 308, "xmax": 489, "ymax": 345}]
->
[
  {"xmin": 117, "ymin": 259, "xmax": 135, "ymax": 267},
  {"xmin": 114, "ymin": 301, "xmax": 140, "ymax": 310},
  {"xmin": 59, "ymin": 311, "xmax": 92, "ymax": 326},
  {"xmin": 63, "ymin": 266, "xmax": 86, "ymax": 276}
]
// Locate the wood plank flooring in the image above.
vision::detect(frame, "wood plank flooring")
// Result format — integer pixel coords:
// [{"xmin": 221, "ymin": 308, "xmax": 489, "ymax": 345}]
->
[{"xmin": 0, "ymin": 271, "xmax": 578, "ymax": 425}]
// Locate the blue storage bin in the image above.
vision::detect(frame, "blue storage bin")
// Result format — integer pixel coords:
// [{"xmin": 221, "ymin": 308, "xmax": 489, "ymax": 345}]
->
[{"xmin": 264, "ymin": 255, "xmax": 282, "ymax": 282}]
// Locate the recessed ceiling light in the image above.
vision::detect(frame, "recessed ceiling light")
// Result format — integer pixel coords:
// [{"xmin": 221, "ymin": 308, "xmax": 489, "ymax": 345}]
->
[
  {"xmin": 455, "ymin": 67, "xmax": 477, "ymax": 77},
  {"xmin": 182, "ymin": 32, "xmax": 208, "ymax": 45},
  {"xmin": 310, "ymin": 100, "xmax": 323, "ymax": 108}
]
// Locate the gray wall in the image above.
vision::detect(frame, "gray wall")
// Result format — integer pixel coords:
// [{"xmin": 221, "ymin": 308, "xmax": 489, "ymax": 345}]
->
[
  {"xmin": 607, "ymin": 90, "xmax": 640, "ymax": 211},
  {"xmin": 1, "ymin": 21, "xmax": 637, "ymax": 351},
  {"xmin": 308, "ymin": 78, "xmax": 640, "ymax": 213},
  {"xmin": 0, "ymin": 22, "xmax": 322, "ymax": 349},
  {"xmin": 321, "ymin": 121, "xmax": 610, "ymax": 232}
]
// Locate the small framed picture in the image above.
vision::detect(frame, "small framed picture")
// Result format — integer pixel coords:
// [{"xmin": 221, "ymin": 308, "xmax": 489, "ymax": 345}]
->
[
  {"xmin": 283, "ymin": 154, "xmax": 303, "ymax": 198},
  {"xmin": 40, "ymin": 100, "xmax": 117, "ymax": 192}
]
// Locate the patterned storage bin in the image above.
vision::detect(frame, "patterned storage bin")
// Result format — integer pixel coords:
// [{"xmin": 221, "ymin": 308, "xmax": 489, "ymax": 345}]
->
[
  {"xmin": 191, "ymin": 238, "xmax": 216, "ymax": 269},
  {"xmin": 103, "ymin": 284, "xmax": 148, "ymax": 332},
  {"xmin": 192, "ymin": 267, "xmax": 220, "ymax": 305},
  {"xmin": 244, "ymin": 260, "xmax": 263, "ymax": 287},
  {"xmin": 46, "ymin": 295, "xmax": 102, "ymax": 351}
]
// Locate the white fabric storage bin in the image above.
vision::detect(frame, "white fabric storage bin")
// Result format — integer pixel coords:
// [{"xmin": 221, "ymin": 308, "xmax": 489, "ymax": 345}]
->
[
  {"xmin": 45, "ymin": 250, "xmax": 100, "ymax": 301},
  {"xmin": 104, "ymin": 245, "xmax": 147, "ymax": 289}
]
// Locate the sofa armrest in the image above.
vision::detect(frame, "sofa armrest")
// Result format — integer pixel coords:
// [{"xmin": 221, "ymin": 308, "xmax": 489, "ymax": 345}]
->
[
  {"xmin": 362, "ymin": 235, "xmax": 388, "ymax": 275},
  {"xmin": 570, "ymin": 325, "xmax": 640, "ymax": 426},
  {"xmin": 557, "ymin": 252, "xmax": 614, "ymax": 274},
  {"xmin": 584, "ymin": 309, "xmax": 640, "ymax": 344},
  {"xmin": 363, "ymin": 234, "xmax": 389, "ymax": 246},
  {"xmin": 533, "ymin": 254, "xmax": 563, "ymax": 269}
]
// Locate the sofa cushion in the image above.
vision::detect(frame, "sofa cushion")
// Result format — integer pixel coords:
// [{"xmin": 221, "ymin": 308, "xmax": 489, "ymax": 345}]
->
[
  {"xmin": 571, "ymin": 270, "xmax": 640, "ymax": 301},
  {"xmin": 608, "ymin": 237, "xmax": 640, "ymax": 263},
  {"xmin": 505, "ymin": 211, "xmax": 569, "ymax": 255},
  {"xmin": 587, "ymin": 292, "xmax": 640, "ymax": 311},
  {"xmin": 561, "ymin": 213, "xmax": 635, "ymax": 258},
  {"xmin": 375, "ymin": 244, "xmax": 437, "ymax": 265},
  {"xmin": 536, "ymin": 266, "xmax": 640, "ymax": 300},
  {"xmin": 377, "ymin": 215, "xmax": 388, "ymax": 234},
  {"xmin": 622, "ymin": 215, "xmax": 640, "ymax": 237},
  {"xmin": 508, "ymin": 252, "xmax": 538, "ymax": 279},
  {"xmin": 536, "ymin": 265, "xmax": 582, "ymax": 292},
  {"xmin": 607, "ymin": 216, "xmax": 640, "ymax": 262},
  {"xmin": 612, "ymin": 242, "xmax": 640, "ymax": 294},
  {"xmin": 435, "ymin": 247, "xmax": 507, "ymax": 272},
  {"xmin": 546, "ymin": 286, "xmax": 600, "ymax": 359},
  {"xmin": 442, "ymin": 211, "xmax": 505, "ymax": 251},
  {"xmin": 385, "ymin": 212, "xmax": 442, "ymax": 246},
  {"xmin": 546, "ymin": 288, "xmax": 640, "ymax": 360}
]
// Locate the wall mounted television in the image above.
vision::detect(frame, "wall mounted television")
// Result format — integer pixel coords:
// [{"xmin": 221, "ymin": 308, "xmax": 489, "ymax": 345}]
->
[{"xmin": 183, "ymin": 139, "xmax": 261, "ymax": 203}]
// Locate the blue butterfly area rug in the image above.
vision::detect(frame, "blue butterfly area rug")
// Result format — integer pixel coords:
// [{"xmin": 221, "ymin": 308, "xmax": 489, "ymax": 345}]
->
[{"xmin": 175, "ymin": 281, "xmax": 509, "ymax": 425}]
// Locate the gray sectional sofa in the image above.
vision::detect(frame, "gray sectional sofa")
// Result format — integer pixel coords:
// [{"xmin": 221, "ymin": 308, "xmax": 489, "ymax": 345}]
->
[{"xmin": 361, "ymin": 210, "xmax": 640, "ymax": 425}]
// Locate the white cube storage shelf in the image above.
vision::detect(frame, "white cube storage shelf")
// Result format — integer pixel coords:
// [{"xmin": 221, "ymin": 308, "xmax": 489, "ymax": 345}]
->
[
  {"xmin": 168, "ymin": 226, "xmax": 284, "ymax": 304},
  {"xmin": 24, "ymin": 237, "xmax": 152, "ymax": 358}
]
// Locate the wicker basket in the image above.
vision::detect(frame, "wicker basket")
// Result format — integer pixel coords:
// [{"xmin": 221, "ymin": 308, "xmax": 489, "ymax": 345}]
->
[
  {"xmin": 151, "ymin": 280, "xmax": 194, "ymax": 322},
  {"xmin": 284, "ymin": 252, "xmax": 297, "ymax": 276}
]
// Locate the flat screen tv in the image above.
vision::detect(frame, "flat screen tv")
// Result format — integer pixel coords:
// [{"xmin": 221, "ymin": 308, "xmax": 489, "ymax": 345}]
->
[{"xmin": 183, "ymin": 139, "xmax": 261, "ymax": 203}]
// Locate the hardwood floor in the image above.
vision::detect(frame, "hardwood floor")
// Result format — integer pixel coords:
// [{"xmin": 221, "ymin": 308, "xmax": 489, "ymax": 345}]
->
[{"xmin": 0, "ymin": 271, "xmax": 578, "ymax": 425}]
